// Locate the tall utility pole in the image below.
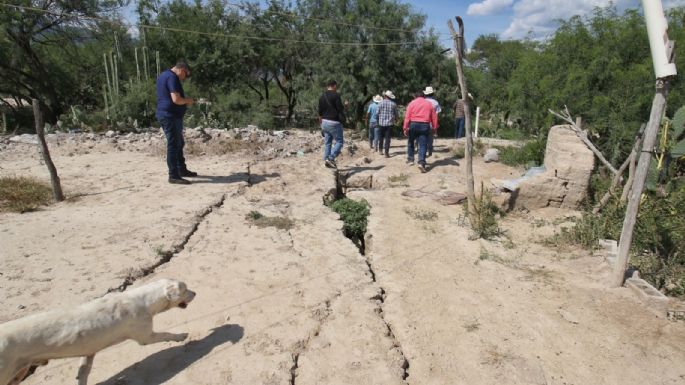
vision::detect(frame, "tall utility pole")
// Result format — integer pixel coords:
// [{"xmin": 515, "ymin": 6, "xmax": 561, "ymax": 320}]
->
[
  {"xmin": 612, "ymin": 0, "xmax": 676, "ymax": 287},
  {"xmin": 448, "ymin": 17, "xmax": 477, "ymax": 225}
]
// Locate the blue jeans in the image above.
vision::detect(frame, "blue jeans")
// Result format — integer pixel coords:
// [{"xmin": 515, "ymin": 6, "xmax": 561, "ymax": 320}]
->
[
  {"xmin": 407, "ymin": 122, "xmax": 431, "ymax": 165},
  {"xmin": 369, "ymin": 122, "xmax": 378, "ymax": 148},
  {"xmin": 455, "ymin": 117, "xmax": 465, "ymax": 138},
  {"xmin": 374, "ymin": 126, "xmax": 382, "ymax": 150},
  {"xmin": 158, "ymin": 116, "xmax": 187, "ymax": 178},
  {"xmin": 378, "ymin": 125, "xmax": 392, "ymax": 155},
  {"xmin": 322, "ymin": 120, "xmax": 344, "ymax": 161}
]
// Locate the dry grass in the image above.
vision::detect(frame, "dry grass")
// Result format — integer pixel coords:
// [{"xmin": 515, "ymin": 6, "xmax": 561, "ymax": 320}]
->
[
  {"xmin": 0, "ymin": 176, "xmax": 52, "ymax": 213},
  {"xmin": 246, "ymin": 210, "xmax": 295, "ymax": 230},
  {"xmin": 404, "ymin": 207, "xmax": 438, "ymax": 221}
]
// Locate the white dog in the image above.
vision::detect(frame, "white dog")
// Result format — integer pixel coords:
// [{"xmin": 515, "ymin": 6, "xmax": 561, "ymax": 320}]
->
[{"xmin": 0, "ymin": 278, "xmax": 195, "ymax": 385}]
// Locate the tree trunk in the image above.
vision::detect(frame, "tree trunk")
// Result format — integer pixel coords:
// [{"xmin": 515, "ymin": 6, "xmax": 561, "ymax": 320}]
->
[{"xmin": 33, "ymin": 99, "xmax": 64, "ymax": 202}]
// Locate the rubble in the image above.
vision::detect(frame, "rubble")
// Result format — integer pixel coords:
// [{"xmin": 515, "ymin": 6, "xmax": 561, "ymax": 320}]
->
[{"xmin": 1, "ymin": 126, "xmax": 320, "ymax": 160}]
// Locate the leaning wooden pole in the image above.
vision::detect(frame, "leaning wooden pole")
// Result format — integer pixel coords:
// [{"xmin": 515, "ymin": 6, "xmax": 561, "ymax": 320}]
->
[
  {"xmin": 612, "ymin": 81, "xmax": 668, "ymax": 286},
  {"xmin": 448, "ymin": 17, "xmax": 477, "ymax": 225},
  {"xmin": 32, "ymin": 99, "xmax": 64, "ymax": 202},
  {"xmin": 612, "ymin": 0, "xmax": 676, "ymax": 287}
]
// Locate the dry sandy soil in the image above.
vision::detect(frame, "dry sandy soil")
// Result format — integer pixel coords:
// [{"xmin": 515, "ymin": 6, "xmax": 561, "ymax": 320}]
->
[{"xmin": 1, "ymin": 131, "xmax": 685, "ymax": 385}]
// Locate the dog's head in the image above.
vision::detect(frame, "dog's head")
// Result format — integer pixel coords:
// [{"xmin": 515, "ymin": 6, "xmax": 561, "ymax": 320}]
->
[{"xmin": 163, "ymin": 279, "xmax": 196, "ymax": 310}]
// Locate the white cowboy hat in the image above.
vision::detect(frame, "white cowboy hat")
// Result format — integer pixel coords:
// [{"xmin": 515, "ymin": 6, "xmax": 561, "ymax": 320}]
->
[
  {"xmin": 423, "ymin": 86, "xmax": 435, "ymax": 95},
  {"xmin": 383, "ymin": 90, "xmax": 396, "ymax": 99},
  {"xmin": 372, "ymin": 94, "xmax": 383, "ymax": 103}
]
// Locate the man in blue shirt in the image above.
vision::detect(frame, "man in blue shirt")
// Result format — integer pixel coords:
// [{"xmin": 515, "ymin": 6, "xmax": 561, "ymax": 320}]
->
[
  {"xmin": 366, "ymin": 94, "xmax": 382, "ymax": 150},
  {"xmin": 156, "ymin": 60, "xmax": 196, "ymax": 184}
]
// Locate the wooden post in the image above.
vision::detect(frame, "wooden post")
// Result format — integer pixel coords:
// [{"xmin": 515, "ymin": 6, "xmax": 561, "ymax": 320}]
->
[
  {"xmin": 611, "ymin": 80, "xmax": 669, "ymax": 287},
  {"xmin": 448, "ymin": 17, "xmax": 477, "ymax": 226},
  {"xmin": 32, "ymin": 99, "xmax": 64, "ymax": 202}
]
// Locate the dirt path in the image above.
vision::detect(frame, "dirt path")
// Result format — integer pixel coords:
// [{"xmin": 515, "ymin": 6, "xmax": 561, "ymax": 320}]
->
[{"xmin": 2, "ymin": 135, "xmax": 684, "ymax": 385}]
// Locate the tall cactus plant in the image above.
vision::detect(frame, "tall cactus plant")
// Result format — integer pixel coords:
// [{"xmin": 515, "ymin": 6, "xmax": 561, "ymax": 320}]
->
[{"xmin": 671, "ymin": 105, "xmax": 685, "ymax": 159}]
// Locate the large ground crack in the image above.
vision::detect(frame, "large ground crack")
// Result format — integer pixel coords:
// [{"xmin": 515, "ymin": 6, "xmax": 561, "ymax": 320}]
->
[{"xmin": 323, "ymin": 171, "xmax": 410, "ymax": 382}]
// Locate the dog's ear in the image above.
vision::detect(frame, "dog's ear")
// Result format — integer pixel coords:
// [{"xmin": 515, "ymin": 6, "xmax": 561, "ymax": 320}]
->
[{"xmin": 164, "ymin": 281, "xmax": 183, "ymax": 302}]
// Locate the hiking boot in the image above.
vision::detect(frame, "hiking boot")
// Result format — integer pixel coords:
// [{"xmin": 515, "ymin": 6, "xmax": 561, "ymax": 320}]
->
[
  {"xmin": 180, "ymin": 169, "xmax": 198, "ymax": 177},
  {"xmin": 384, "ymin": 153, "xmax": 390, "ymax": 158},
  {"xmin": 418, "ymin": 163, "xmax": 427, "ymax": 173},
  {"xmin": 168, "ymin": 177, "xmax": 191, "ymax": 185},
  {"xmin": 325, "ymin": 158, "xmax": 337, "ymax": 168},
  {"xmin": 406, "ymin": 160, "xmax": 414, "ymax": 165}
]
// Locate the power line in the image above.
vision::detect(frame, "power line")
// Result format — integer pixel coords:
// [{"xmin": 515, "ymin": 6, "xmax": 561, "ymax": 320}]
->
[{"xmin": 1, "ymin": 2, "xmax": 432, "ymax": 46}]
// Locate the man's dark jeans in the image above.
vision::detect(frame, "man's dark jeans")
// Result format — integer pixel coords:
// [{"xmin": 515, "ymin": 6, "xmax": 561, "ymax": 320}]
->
[
  {"xmin": 159, "ymin": 116, "xmax": 188, "ymax": 179},
  {"xmin": 455, "ymin": 117, "xmax": 465, "ymax": 138},
  {"xmin": 407, "ymin": 122, "xmax": 431, "ymax": 165},
  {"xmin": 378, "ymin": 125, "xmax": 393, "ymax": 155}
]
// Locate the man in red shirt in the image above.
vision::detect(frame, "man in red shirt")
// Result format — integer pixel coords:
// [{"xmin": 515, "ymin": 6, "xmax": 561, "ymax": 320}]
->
[{"xmin": 403, "ymin": 91, "xmax": 438, "ymax": 172}]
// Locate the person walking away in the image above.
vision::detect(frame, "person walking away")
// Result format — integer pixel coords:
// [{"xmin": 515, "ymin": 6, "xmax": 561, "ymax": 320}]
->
[
  {"xmin": 156, "ymin": 60, "xmax": 196, "ymax": 185},
  {"xmin": 403, "ymin": 91, "xmax": 438, "ymax": 173},
  {"xmin": 423, "ymin": 86, "xmax": 441, "ymax": 157},
  {"xmin": 453, "ymin": 98, "xmax": 466, "ymax": 139},
  {"xmin": 366, "ymin": 95, "xmax": 382, "ymax": 150},
  {"xmin": 318, "ymin": 80, "xmax": 346, "ymax": 168},
  {"xmin": 377, "ymin": 90, "xmax": 398, "ymax": 157}
]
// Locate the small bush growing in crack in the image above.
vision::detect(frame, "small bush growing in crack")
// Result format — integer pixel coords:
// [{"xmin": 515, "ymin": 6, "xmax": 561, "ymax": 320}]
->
[
  {"xmin": 330, "ymin": 198, "xmax": 370, "ymax": 242},
  {"xmin": 246, "ymin": 210, "xmax": 295, "ymax": 230},
  {"xmin": 405, "ymin": 207, "xmax": 438, "ymax": 221}
]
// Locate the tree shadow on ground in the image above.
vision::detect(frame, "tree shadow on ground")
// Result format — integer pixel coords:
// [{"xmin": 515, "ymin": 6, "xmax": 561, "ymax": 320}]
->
[
  {"xmin": 190, "ymin": 173, "xmax": 279, "ymax": 185},
  {"xmin": 98, "ymin": 323, "xmax": 244, "ymax": 385}
]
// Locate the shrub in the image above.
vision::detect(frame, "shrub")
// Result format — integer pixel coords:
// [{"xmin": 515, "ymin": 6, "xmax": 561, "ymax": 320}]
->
[
  {"xmin": 498, "ymin": 139, "xmax": 545, "ymax": 167},
  {"xmin": 0, "ymin": 176, "xmax": 52, "ymax": 212},
  {"xmin": 330, "ymin": 198, "xmax": 370, "ymax": 241},
  {"xmin": 245, "ymin": 210, "xmax": 294, "ymax": 230},
  {"xmin": 468, "ymin": 185, "xmax": 502, "ymax": 239}
]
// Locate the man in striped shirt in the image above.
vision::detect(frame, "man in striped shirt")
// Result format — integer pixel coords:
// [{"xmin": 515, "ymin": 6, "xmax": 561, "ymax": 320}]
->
[
  {"xmin": 403, "ymin": 91, "xmax": 438, "ymax": 173},
  {"xmin": 376, "ymin": 90, "xmax": 398, "ymax": 157},
  {"xmin": 454, "ymin": 99, "xmax": 466, "ymax": 138}
]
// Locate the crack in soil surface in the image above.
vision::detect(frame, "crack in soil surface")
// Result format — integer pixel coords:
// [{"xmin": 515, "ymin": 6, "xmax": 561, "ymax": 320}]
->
[
  {"xmin": 107, "ymin": 192, "xmax": 229, "ymax": 293},
  {"xmin": 290, "ymin": 297, "xmax": 336, "ymax": 385}
]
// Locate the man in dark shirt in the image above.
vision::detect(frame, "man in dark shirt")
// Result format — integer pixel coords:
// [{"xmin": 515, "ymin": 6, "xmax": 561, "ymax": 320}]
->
[
  {"xmin": 156, "ymin": 60, "xmax": 196, "ymax": 184},
  {"xmin": 318, "ymin": 80, "xmax": 345, "ymax": 168}
]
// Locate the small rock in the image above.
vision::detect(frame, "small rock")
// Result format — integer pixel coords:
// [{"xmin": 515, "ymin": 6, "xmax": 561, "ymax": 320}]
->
[
  {"xmin": 17, "ymin": 304, "xmax": 25, "ymax": 310},
  {"xmin": 484, "ymin": 148, "xmax": 499, "ymax": 163},
  {"xmin": 105, "ymin": 130, "xmax": 115, "ymax": 138}
]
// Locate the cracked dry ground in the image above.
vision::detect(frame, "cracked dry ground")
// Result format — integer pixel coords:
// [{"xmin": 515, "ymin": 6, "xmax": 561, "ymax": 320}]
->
[{"xmin": 2, "ymin": 136, "xmax": 685, "ymax": 385}]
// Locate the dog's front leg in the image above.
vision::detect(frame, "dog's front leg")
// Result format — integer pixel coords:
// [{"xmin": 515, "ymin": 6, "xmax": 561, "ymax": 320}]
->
[
  {"xmin": 76, "ymin": 355, "xmax": 94, "ymax": 385},
  {"xmin": 134, "ymin": 331, "xmax": 189, "ymax": 345}
]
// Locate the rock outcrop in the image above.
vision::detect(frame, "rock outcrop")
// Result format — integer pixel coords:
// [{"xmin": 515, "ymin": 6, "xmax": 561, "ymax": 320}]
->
[{"xmin": 513, "ymin": 125, "xmax": 595, "ymax": 209}]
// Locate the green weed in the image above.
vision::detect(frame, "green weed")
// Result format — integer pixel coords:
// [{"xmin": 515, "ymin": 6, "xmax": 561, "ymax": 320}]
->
[{"xmin": 0, "ymin": 176, "xmax": 52, "ymax": 213}]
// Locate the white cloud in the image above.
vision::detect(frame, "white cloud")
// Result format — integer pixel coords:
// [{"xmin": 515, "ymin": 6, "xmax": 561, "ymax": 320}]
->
[
  {"xmin": 498, "ymin": 0, "xmax": 669, "ymax": 40},
  {"xmin": 467, "ymin": 0, "xmax": 515, "ymax": 16}
]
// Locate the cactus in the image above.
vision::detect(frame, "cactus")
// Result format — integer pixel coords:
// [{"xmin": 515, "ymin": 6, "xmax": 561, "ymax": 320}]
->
[{"xmin": 671, "ymin": 106, "xmax": 685, "ymax": 158}]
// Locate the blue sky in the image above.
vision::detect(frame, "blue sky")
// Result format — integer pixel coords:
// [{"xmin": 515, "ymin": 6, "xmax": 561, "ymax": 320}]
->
[{"xmin": 412, "ymin": 0, "xmax": 685, "ymax": 48}]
